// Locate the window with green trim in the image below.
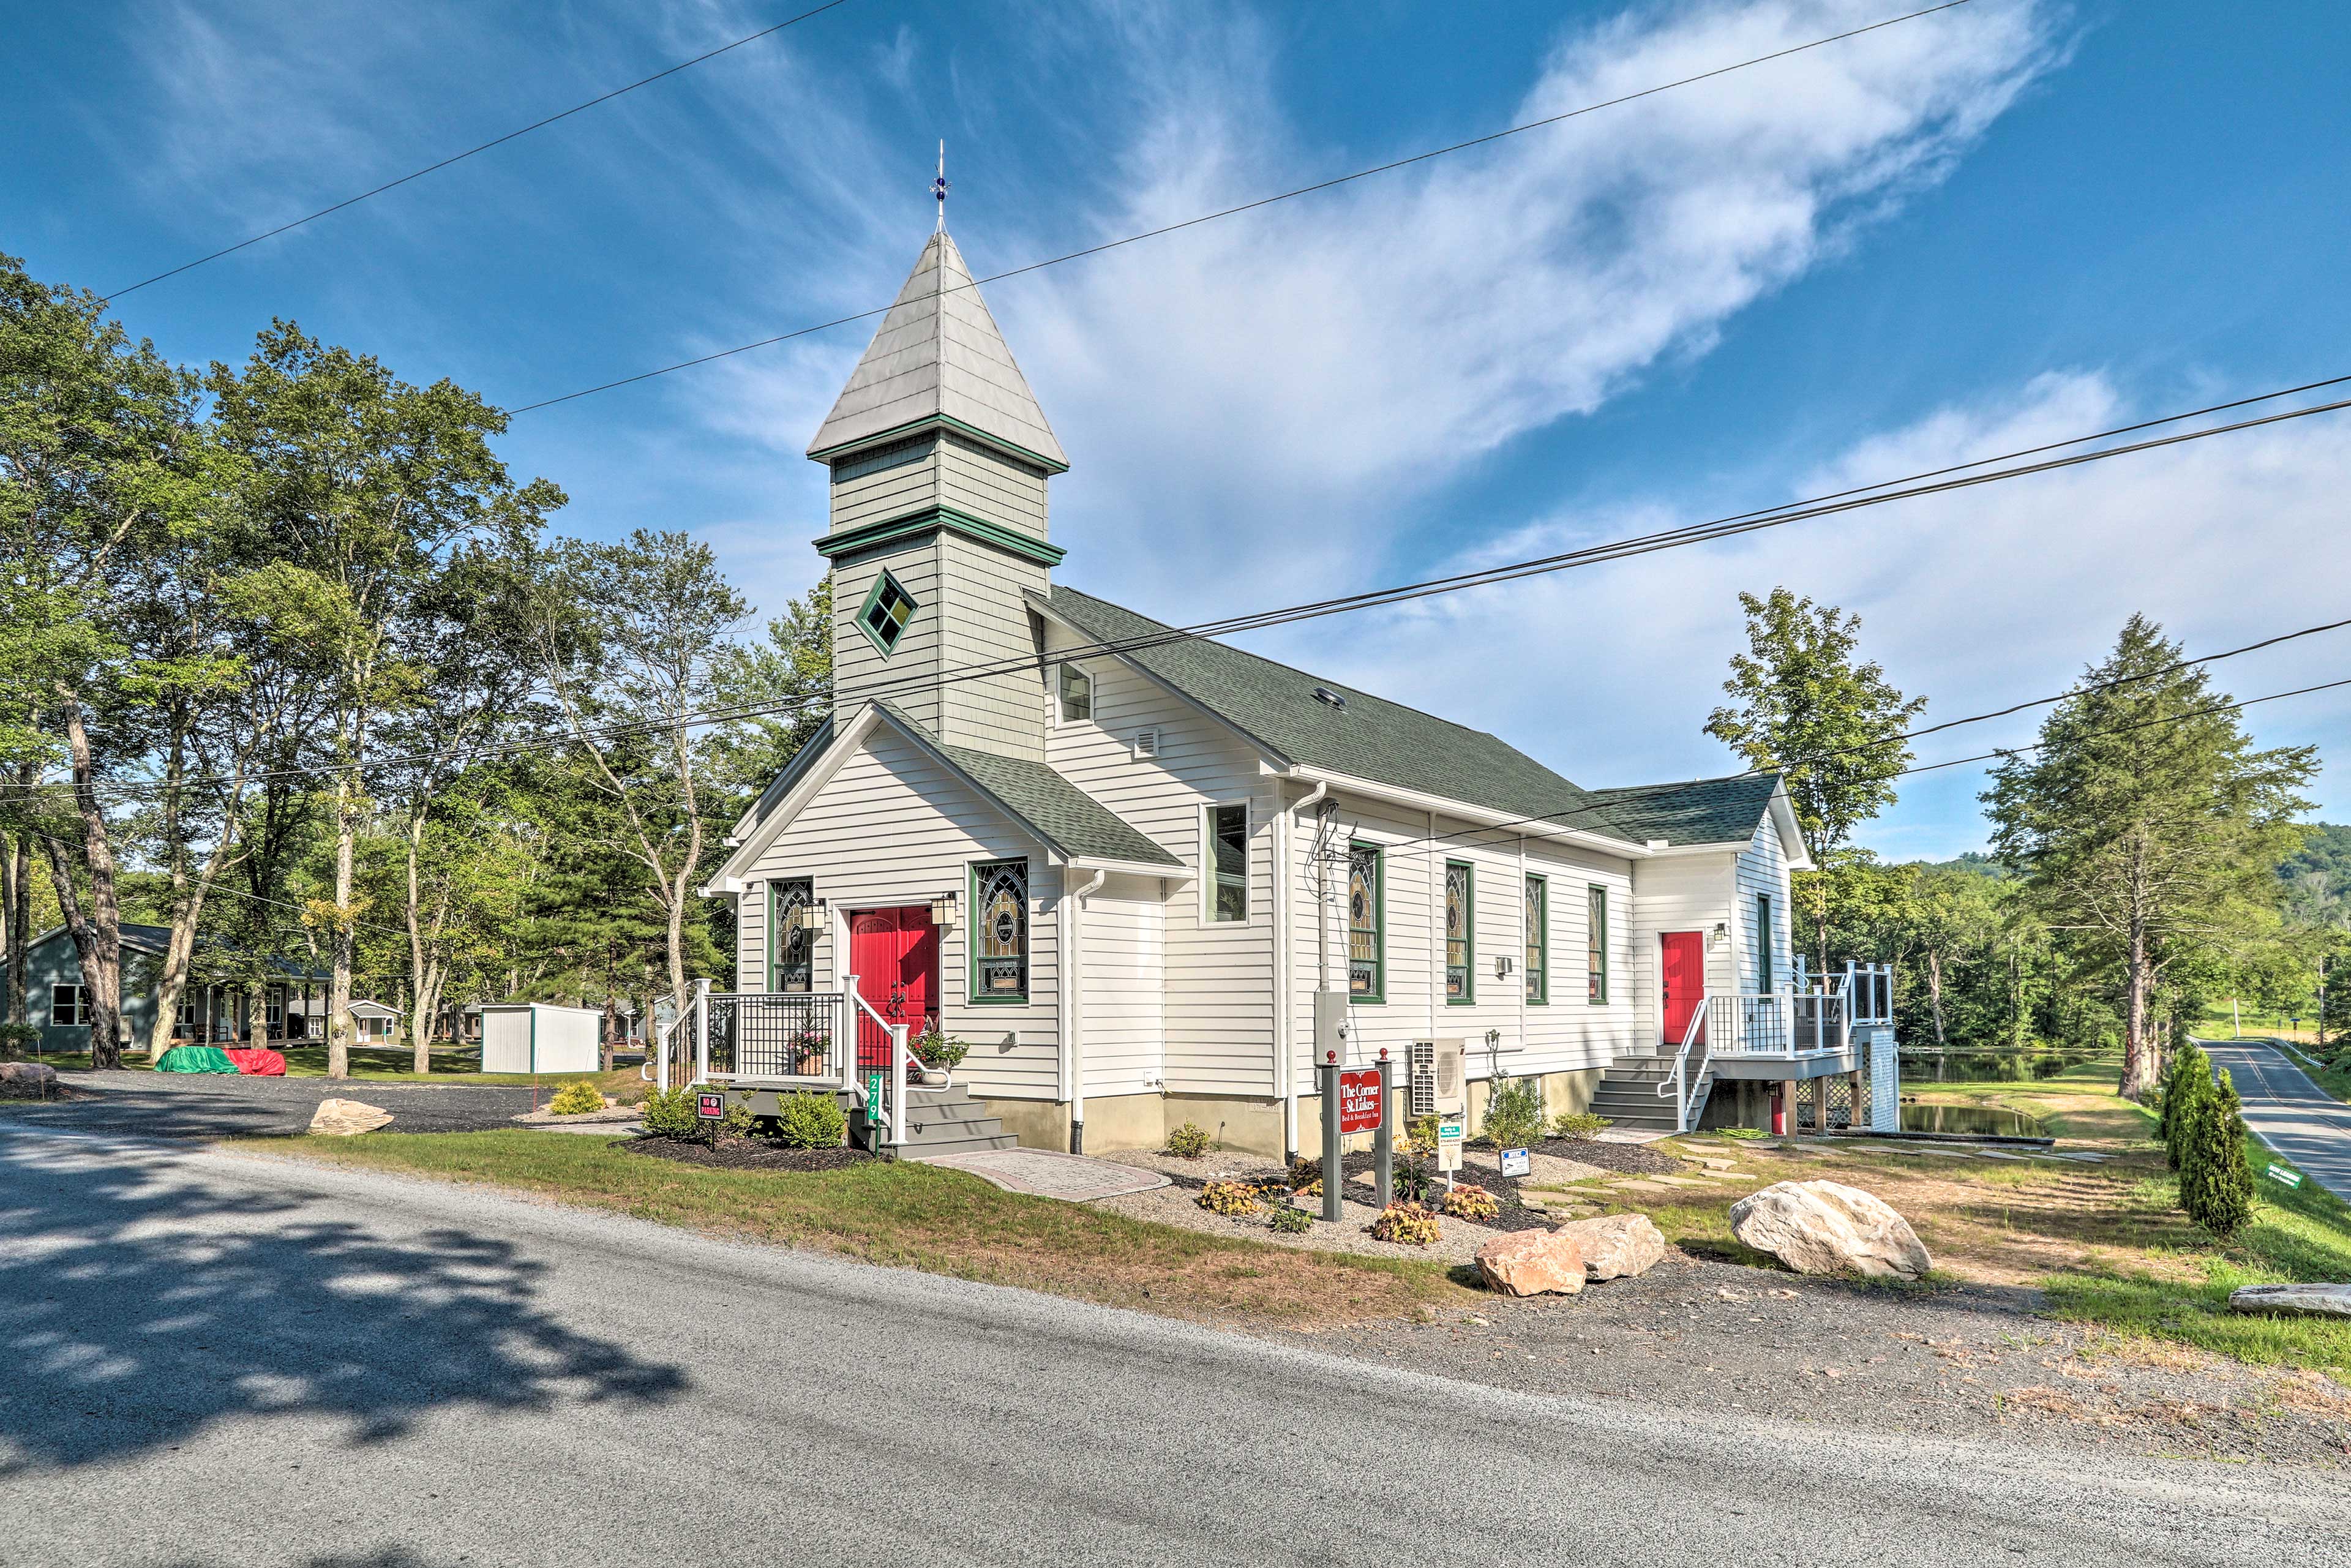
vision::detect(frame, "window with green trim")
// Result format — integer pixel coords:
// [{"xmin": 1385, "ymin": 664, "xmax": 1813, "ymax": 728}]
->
[
  {"xmin": 1059, "ymin": 662, "xmax": 1091, "ymax": 722},
  {"xmin": 1207, "ymin": 803, "xmax": 1248, "ymax": 923},
  {"xmin": 1348, "ymin": 843, "xmax": 1384, "ymax": 1001},
  {"xmin": 970, "ymin": 859, "xmax": 1029, "ymax": 1002},
  {"xmin": 858, "ymin": 569, "xmax": 917, "ymax": 656},
  {"xmin": 1757, "ymin": 893, "xmax": 1774, "ymax": 992},
  {"xmin": 1524, "ymin": 875, "xmax": 1547, "ymax": 1004},
  {"xmin": 1445, "ymin": 861, "xmax": 1474, "ymax": 1003},
  {"xmin": 1588, "ymin": 885, "xmax": 1608, "ymax": 1004},
  {"xmin": 768, "ymin": 878, "xmax": 814, "ymax": 992}
]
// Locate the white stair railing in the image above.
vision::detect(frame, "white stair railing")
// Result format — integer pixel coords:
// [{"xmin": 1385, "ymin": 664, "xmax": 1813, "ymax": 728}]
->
[
  {"xmin": 1657, "ymin": 996, "xmax": 1710, "ymax": 1132},
  {"xmin": 849, "ymin": 989, "xmax": 912, "ymax": 1150}
]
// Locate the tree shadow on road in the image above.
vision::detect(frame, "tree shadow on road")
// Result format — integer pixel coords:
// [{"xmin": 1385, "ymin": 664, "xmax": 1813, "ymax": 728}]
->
[{"xmin": 0, "ymin": 1134, "xmax": 686, "ymax": 1472}]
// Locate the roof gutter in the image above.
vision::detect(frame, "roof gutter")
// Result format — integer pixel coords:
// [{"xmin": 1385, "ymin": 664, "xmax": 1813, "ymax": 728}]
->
[{"xmin": 1278, "ymin": 766, "xmax": 1647, "ymax": 860}]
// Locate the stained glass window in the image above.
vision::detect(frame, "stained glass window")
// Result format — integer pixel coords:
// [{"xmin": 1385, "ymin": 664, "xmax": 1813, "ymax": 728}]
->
[
  {"xmin": 1588, "ymin": 885, "xmax": 1608, "ymax": 1005},
  {"xmin": 1525, "ymin": 875, "xmax": 1547, "ymax": 1004},
  {"xmin": 1445, "ymin": 861, "xmax": 1474, "ymax": 1003},
  {"xmin": 1347, "ymin": 843, "xmax": 1384, "ymax": 1000},
  {"xmin": 1059, "ymin": 663, "xmax": 1092, "ymax": 722},
  {"xmin": 770, "ymin": 878, "xmax": 814, "ymax": 992},
  {"xmin": 858, "ymin": 569, "xmax": 917, "ymax": 655},
  {"xmin": 1209, "ymin": 803, "xmax": 1247, "ymax": 922},
  {"xmin": 972, "ymin": 860, "xmax": 1029, "ymax": 1002}
]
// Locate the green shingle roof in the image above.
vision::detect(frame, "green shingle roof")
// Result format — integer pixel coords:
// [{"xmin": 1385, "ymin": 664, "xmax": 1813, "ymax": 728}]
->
[
  {"xmin": 1046, "ymin": 586, "xmax": 1781, "ymax": 852},
  {"xmin": 1582, "ymin": 775, "xmax": 1783, "ymax": 848},
  {"xmin": 875, "ymin": 705, "xmax": 1182, "ymax": 868}
]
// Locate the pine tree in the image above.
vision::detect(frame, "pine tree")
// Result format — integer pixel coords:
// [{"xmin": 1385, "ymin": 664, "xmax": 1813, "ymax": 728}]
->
[
  {"xmin": 2158, "ymin": 1041, "xmax": 2210, "ymax": 1169},
  {"xmin": 2178, "ymin": 1067, "xmax": 2254, "ymax": 1237}
]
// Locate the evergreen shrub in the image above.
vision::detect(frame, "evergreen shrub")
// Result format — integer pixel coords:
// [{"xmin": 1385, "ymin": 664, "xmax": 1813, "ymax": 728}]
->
[
  {"xmin": 771, "ymin": 1090, "xmax": 847, "ymax": 1149},
  {"xmin": 1480, "ymin": 1075, "xmax": 1545, "ymax": 1150},
  {"xmin": 2159, "ymin": 1044, "xmax": 2213, "ymax": 1170},
  {"xmin": 1549, "ymin": 1111, "xmax": 1611, "ymax": 1140},
  {"xmin": 640, "ymin": 1086, "xmax": 700, "ymax": 1138},
  {"xmin": 548, "ymin": 1079, "xmax": 606, "ymax": 1116},
  {"xmin": 2178, "ymin": 1068, "xmax": 2255, "ymax": 1237}
]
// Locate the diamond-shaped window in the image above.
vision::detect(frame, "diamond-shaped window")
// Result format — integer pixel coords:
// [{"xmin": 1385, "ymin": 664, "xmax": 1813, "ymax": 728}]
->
[{"xmin": 859, "ymin": 570, "xmax": 918, "ymax": 656}]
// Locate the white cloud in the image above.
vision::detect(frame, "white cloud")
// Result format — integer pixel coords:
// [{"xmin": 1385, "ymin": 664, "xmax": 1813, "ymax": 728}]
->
[{"xmin": 1289, "ymin": 370, "xmax": 2351, "ymax": 858}]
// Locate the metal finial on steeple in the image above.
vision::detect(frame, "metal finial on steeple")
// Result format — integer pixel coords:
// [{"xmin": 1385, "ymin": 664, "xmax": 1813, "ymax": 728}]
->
[{"xmin": 933, "ymin": 140, "xmax": 949, "ymax": 231}]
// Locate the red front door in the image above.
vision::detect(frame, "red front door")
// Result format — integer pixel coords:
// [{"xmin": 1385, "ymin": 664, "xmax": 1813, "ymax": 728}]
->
[
  {"xmin": 849, "ymin": 907, "xmax": 939, "ymax": 1070},
  {"xmin": 1660, "ymin": 931, "xmax": 1705, "ymax": 1047}
]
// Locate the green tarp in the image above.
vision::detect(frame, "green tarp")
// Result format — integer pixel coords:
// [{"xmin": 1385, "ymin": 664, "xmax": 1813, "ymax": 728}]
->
[{"xmin": 155, "ymin": 1045, "xmax": 238, "ymax": 1074}]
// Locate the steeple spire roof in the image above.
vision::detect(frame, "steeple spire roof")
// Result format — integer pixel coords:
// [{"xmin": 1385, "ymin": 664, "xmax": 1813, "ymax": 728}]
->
[{"xmin": 806, "ymin": 230, "xmax": 1067, "ymax": 470}]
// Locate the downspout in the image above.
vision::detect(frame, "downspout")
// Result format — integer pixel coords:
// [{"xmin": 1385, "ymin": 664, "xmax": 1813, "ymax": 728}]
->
[
  {"xmin": 1067, "ymin": 867, "xmax": 1106, "ymax": 1153},
  {"xmin": 1288, "ymin": 779, "xmax": 1329, "ymax": 1165}
]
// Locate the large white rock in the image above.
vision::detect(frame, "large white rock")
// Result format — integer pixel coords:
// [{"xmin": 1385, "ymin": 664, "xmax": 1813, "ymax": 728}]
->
[
  {"xmin": 309, "ymin": 1098, "xmax": 394, "ymax": 1136},
  {"xmin": 1729, "ymin": 1180, "xmax": 1932, "ymax": 1280},
  {"xmin": 2229, "ymin": 1284, "xmax": 2351, "ymax": 1319},
  {"xmin": 1556, "ymin": 1213, "xmax": 1668, "ymax": 1281}
]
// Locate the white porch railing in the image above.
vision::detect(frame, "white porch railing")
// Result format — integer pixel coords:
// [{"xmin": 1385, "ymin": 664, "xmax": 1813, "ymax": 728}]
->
[
  {"xmin": 1688, "ymin": 962, "xmax": 1897, "ymax": 1057},
  {"xmin": 1657, "ymin": 1000, "xmax": 1711, "ymax": 1131}
]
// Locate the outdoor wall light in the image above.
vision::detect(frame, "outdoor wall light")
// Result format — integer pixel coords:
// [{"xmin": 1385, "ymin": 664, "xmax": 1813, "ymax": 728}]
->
[
  {"xmin": 929, "ymin": 890, "xmax": 959, "ymax": 929},
  {"xmin": 1494, "ymin": 955, "xmax": 1514, "ymax": 978},
  {"xmin": 795, "ymin": 898, "xmax": 830, "ymax": 933},
  {"xmin": 1710, "ymin": 921, "xmax": 1729, "ymax": 948}
]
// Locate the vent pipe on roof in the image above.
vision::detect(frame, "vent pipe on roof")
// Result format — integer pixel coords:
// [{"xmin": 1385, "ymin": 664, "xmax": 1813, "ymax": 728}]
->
[{"xmin": 1313, "ymin": 687, "xmax": 1347, "ymax": 711}]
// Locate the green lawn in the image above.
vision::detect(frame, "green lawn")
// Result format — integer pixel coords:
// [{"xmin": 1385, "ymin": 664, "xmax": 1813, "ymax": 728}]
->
[{"xmin": 239, "ymin": 1130, "xmax": 1474, "ymax": 1327}]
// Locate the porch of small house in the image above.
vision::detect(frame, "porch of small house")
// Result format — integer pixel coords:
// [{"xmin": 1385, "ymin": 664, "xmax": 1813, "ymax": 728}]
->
[
  {"xmin": 653, "ymin": 981, "xmax": 1018, "ymax": 1159},
  {"xmin": 1591, "ymin": 963, "xmax": 1900, "ymax": 1136}
]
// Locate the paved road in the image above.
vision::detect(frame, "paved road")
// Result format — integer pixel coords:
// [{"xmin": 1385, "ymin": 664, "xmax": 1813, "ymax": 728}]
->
[
  {"xmin": 5, "ymin": 1071, "xmax": 539, "ymax": 1139},
  {"xmin": 2199, "ymin": 1037, "xmax": 2351, "ymax": 1203},
  {"xmin": 5, "ymin": 1125, "xmax": 2345, "ymax": 1566}
]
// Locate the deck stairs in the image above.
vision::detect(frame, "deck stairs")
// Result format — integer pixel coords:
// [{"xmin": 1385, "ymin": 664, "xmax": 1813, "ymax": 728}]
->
[
  {"xmin": 1590, "ymin": 1052, "xmax": 1715, "ymax": 1135},
  {"xmin": 850, "ymin": 1083, "xmax": 1018, "ymax": 1158}
]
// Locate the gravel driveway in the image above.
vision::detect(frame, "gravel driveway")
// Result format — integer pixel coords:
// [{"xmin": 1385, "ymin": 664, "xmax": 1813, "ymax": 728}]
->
[{"xmin": 0, "ymin": 1070, "xmax": 539, "ymax": 1138}]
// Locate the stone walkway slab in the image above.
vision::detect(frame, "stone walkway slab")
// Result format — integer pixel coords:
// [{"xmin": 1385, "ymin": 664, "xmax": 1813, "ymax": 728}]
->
[{"xmin": 916, "ymin": 1147, "xmax": 1172, "ymax": 1201}]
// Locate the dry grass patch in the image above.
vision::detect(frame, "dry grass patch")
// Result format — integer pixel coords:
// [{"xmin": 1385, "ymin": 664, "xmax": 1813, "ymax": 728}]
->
[{"xmin": 236, "ymin": 1131, "xmax": 1478, "ymax": 1328}]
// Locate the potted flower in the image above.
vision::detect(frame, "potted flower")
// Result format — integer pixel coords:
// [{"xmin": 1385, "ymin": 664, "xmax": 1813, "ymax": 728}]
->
[
  {"xmin": 911, "ymin": 1019, "xmax": 969, "ymax": 1079},
  {"xmin": 790, "ymin": 1030, "xmax": 830, "ymax": 1076}
]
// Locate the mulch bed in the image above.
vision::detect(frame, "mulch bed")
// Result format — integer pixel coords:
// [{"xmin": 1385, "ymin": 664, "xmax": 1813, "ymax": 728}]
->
[
  {"xmin": 1524, "ymin": 1136, "xmax": 1688, "ymax": 1175},
  {"xmin": 626, "ymin": 1135, "xmax": 876, "ymax": 1173}
]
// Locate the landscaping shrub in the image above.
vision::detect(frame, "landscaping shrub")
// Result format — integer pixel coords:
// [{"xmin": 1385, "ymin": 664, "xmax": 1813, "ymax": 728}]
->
[
  {"xmin": 718, "ymin": 1100, "xmax": 758, "ymax": 1141},
  {"xmin": 548, "ymin": 1079, "xmax": 607, "ymax": 1116},
  {"xmin": 1197, "ymin": 1179, "xmax": 1262, "ymax": 1217},
  {"xmin": 1269, "ymin": 1204, "xmax": 1313, "ymax": 1234},
  {"xmin": 1392, "ymin": 1155, "xmax": 1434, "ymax": 1204},
  {"xmin": 639, "ymin": 1086, "xmax": 701, "ymax": 1138},
  {"xmin": 2178, "ymin": 1068, "xmax": 2255, "ymax": 1237},
  {"xmin": 1369, "ymin": 1202, "xmax": 1441, "ymax": 1245},
  {"xmin": 1480, "ymin": 1074, "xmax": 1545, "ymax": 1149},
  {"xmin": 2159, "ymin": 1043, "xmax": 2213, "ymax": 1168},
  {"xmin": 1442, "ymin": 1183, "xmax": 1498, "ymax": 1221},
  {"xmin": 0, "ymin": 1022, "xmax": 39, "ymax": 1059},
  {"xmin": 1163, "ymin": 1121, "xmax": 1212, "ymax": 1159},
  {"xmin": 770, "ymin": 1090, "xmax": 847, "ymax": 1149},
  {"xmin": 1549, "ymin": 1111, "xmax": 1611, "ymax": 1140}
]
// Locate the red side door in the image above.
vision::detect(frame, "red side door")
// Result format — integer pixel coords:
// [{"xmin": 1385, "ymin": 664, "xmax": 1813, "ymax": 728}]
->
[
  {"xmin": 848, "ymin": 907, "xmax": 939, "ymax": 1070},
  {"xmin": 1660, "ymin": 931, "xmax": 1706, "ymax": 1048}
]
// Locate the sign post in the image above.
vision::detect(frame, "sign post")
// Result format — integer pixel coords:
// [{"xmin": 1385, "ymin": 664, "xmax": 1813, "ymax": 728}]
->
[
  {"xmin": 1435, "ymin": 1113, "xmax": 1465, "ymax": 1190},
  {"xmin": 1372, "ymin": 1050, "xmax": 1393, "ymax": 1211},
  {"xmin": 1318, "ymin": 1050, "xmax": 1344, "ymax": 1223}
]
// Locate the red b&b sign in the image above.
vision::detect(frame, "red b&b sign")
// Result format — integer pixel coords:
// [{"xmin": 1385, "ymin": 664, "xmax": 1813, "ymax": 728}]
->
[{"xmin": 1337, "ymin": 1067, "xmax": 1384, "ymax": 1135}]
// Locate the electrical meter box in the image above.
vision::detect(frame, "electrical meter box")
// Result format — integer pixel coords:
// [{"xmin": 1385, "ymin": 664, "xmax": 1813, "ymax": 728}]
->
[{"xmin": 1313, "ymin": 991, "xmax": 1351, "ymax": 1065}]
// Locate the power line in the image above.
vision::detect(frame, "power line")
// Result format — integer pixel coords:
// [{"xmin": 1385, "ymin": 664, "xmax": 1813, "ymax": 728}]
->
[
  {"xmin": 10, "ymin": 374, "xmax": 2351, "ymax": 800},
  {"xmin": 504, "ymin": 1, "xmax": 1975, "ymax": 415},
  {"xmin": 106, "ymin": 1, "xmax": 859, "ymax": 299}
]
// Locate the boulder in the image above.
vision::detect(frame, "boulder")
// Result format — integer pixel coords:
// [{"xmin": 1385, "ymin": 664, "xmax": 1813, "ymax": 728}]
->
[
  {"xmin": 2229, "ymin": 1284, "xmax": 2351, "ymax": 1319},
  {"xmin": 1557, "ymin": 1213, "xmax": 1668, "ymax": 1281},
  {"xmin": 309, "ymin": 1098, "xmax": 394, "ymax": 1136},
  {"xmin": 1474, "ymin": 1228, "xmax": 1586, "ymax": 1297},
  {"xmin": 0, "ymin": 1061, "xmax": 59, "ymax": 1097},
  {"xmin": 1728, "ymin": 1180, "xmax": 1932, "ymax": 1280}
]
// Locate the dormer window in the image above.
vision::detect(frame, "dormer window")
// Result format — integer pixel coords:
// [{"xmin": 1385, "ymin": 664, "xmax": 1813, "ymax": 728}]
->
[
  {"xmin": 1059, "ymin": 663, "xmax": 1092, "ymax": 722},
  {"xmin": 858, "ymin": 570, "xmax": 917, "ymax": 656}
]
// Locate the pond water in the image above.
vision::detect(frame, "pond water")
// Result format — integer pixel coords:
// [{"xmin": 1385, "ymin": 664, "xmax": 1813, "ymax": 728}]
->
[{"xmin": 1900, "ymin": 1102, "xmax": 2047, "ymax": 1138}]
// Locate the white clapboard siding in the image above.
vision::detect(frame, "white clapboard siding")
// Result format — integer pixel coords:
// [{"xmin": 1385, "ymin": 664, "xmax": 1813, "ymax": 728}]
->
[
  {"xmin": 831, "ymin": 537, "xmax": 944, "ymax": 734},
  {"xmin": 934, "ymin": 530, "xmax": 1049, "ymax": 761},
  {"xmin": 1733, "ymin": 815, "xmax": 1795, "ymax": 992},
  {"xmin": 828, "ymin": 445, "xmax": 940, "ymax": 531},
  {"xmin": 1627, "ymin": 853, "xmax": 1739, "ymax": 1049},
  {"xmin": 1043, "ymin": 629, "xmax": 1280, "ymax": 1098},
  {"xmin": 739, "ymin": 724, "xmax": 1062, "ymax": 1099},
  {"xmin": 1077, "ymin": 875, "xmax": 1164, "ymax": 1096},
  {"xmin": 936, "ymin": 435, "xmax": 1048, "ymax": 540},
  {"xmin": 1517, "ymin": 841, "xmax": 1637, "ymax": 1079}
]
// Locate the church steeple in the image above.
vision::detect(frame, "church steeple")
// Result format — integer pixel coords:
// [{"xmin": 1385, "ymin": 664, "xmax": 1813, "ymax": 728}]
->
[{"xmin": 810, "ymin": 223, "xmax": 1067, "ymax": 762}]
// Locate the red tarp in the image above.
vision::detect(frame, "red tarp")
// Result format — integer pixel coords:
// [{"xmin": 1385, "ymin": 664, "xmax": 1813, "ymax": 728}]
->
[{"xmin": 225, "ymin": 1048, "xmax": 287, "ymax": 1076}]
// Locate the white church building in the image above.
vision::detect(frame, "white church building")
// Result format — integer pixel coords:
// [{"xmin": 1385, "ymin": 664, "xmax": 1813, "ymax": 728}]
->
[{"xmin": 697, "ymin": 225, "xmax": 1894, "ymax": 1161}]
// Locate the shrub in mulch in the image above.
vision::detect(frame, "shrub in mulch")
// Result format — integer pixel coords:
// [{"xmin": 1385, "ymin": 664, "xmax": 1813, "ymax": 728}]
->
[
  {"xmin": 1368, "ymin": 1202, "xmax": 1442, "ymax": 1245},
  {"xmin": 1197, "ymin": 1179, "xmax": 1264, "ymax": 1217},
  {"xmin": 1442, "ymin": 1183, "xmax": 1499, "ymax": 1221},
  {"xmin": 1528, "ymin": 1136, "xmax": 1687, "ymax": 1176},
  {"xmin": 627, "ymin": 1136, "xmax": 874, "ymax": 1174}
]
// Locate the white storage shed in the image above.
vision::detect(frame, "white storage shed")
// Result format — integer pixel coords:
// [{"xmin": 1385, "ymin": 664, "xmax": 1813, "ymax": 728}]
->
[{"xmin": 479, "ymin": 1003, "xmax": 603, "ymax": 1075}]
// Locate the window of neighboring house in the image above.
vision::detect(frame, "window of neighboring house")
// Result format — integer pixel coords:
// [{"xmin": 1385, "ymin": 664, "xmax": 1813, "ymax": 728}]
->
[
  {"xmin": 1059, "ymin": 662, "xmax": 1092, "ymax": 722},
  {"xmin": 50, "ymin": 983, "xmax": 89, "ymax": 1027},
  {"xmin": 858, "ymin": 569, "xmax": 917, "ymax": 656},
  {"xmin": 1757, "ymin": 893, "xmax": 1774, "ymax": 992},
  {"xmin": 1207, "ymin": 803, "xmax": 1248, "ymax": 923},
  {"xmin": 971, "ymin": 859, "xmax": 1030, "ymax": 1002},
  {"xmin": 769, "ymin": 878, "xmax": 815, "ymax": 992},
  {"xmin": 1588, "ymin": 885, "xmax": 1609, "ymax": 1004},
  {"xmin": 1348, "ymin": 842, "xmax": 1384, "ymax": 1002},
  {"xmin": 1445, "ymin": 861, "xmax": 1474, "ymax": 1003},
  {"xmin": 1525, "ymin": 875, "xmax": 1548, "ymax": 1004}
]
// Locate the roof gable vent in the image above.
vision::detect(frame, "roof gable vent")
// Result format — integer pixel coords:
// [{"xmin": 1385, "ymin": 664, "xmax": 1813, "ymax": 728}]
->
[
  {"xmin": 1132, "ymin": 727, "xmax": 1163, "ymax": 759},
  {"xmin": 1312, "ymin": 686, "xmax": 1348, "ymax": 712}
]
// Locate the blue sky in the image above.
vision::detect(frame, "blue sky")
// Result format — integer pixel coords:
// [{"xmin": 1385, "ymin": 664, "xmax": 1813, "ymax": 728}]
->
[{"xmin": 7, "ymin": 0, "xmax": 2349, "ymax": 857}]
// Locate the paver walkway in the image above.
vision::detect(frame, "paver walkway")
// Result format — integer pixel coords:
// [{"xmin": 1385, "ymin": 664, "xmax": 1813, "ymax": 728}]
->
[
  {"xmin": 915, "ymin": 1146, "xmax": 1171, "ymax": 1200},
  {"xmin": 2199, "ymin": 1037, "xmax": 2351, "ymax": 1204}
]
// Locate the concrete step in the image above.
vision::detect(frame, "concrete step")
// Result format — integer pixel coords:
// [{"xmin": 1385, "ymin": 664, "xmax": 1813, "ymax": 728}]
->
[{"xmin": 899, "ymin": 1132, "xmax": 1020, "ymax": 1158}]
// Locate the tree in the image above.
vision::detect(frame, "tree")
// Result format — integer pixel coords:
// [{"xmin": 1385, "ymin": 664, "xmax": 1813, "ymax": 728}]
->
[
  {"xmin": 2158, "ymin": 1040, "xmax": 2210, "ymax": 1168},
  {"xmin": 1705, "ymin": 588, "xmax": 1925, "ymax": 981},
  {"xmin": 1985, "ymin": 616, "xmax": 2316, "ymax": 1100},
  {"xmin": 531, "ymin": 530, "xmax": 746, "ymax": 1015},
  {"xmin": 2178, "ymin": 1067, "xmax": 2254, "ymax": 1237},
  {"xmin": 208, "ymin": 325, "xmax": 559, "ymax": 1077}
]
